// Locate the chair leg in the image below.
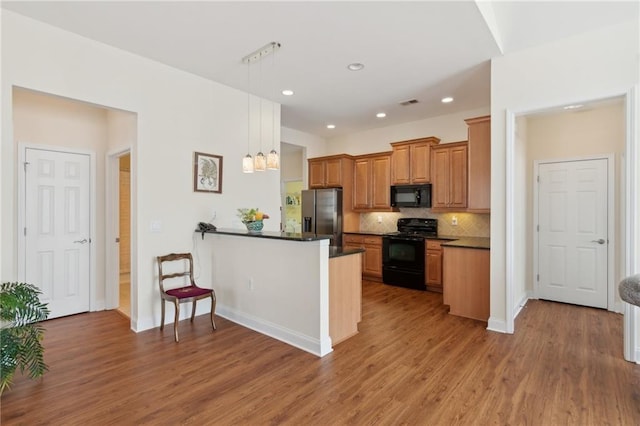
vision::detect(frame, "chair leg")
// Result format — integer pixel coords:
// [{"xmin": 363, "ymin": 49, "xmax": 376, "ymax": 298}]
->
[
  {"xmin": 210, "ymin": 292, "xmax": 217, "ymax": 330},
  {"xmin": 160, "ymin": 300, "xmax": 165, "ymax": 330},
  {"xmin": 191, "ymin": 299, "xmax": 197, "ymax": 322},
  {"xmin": 173, "ymin": 300, "xmax": 180, "ymax": 342}
]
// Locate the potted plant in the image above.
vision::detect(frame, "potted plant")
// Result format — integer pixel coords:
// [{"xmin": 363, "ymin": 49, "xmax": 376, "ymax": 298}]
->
[
  {"xmin": 237, "ymin": 208, "xmax": 270, "ymax": 232},
  {"xmin": 0, "ymin": 282, "xmax": 50, "ymax": 396}
]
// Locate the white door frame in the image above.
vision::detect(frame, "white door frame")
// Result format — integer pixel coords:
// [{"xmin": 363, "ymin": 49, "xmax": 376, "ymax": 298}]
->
[
  {"xmin": 505, "ymin": 86, "xmax": 639, "ymax": 361},
  {"xmin": 532, "ymin": 155, "xmax": 615, "ymax": 310},
  {"xmin": 17, "ymin": 142, "xmax": 97, "ymax": 311}
]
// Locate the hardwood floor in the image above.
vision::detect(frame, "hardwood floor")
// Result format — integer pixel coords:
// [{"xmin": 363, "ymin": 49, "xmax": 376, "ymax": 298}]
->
[{"xmin": 3, "ymin": 280, "xmax": 640, "ymax": 425}]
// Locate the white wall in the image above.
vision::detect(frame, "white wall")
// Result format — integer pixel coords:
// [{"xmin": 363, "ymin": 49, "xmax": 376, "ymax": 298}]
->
[
  {"xmin": 325, "ymin": 107, "xmax": 490, "ymax": 155},
  {"xmin": 1, "ymin": 11, "xmax": 282, "ymax": 331},
  {"xmin": 490, "ymin": 19, "xmax": 639, "ymax": 331}
]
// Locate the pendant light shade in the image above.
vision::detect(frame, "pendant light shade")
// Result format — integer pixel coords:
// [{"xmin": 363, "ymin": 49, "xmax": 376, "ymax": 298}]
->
[
  {"xmin": 243, "ymin": 154, "xmax": 254, "ymax": 173},
  {"xmin": 267, "ymin": 149, "xmax": 279, "ymax": 170},
  {"xmin": 254, "ymin": 151, "xmax": 266, "ymax": 171}
]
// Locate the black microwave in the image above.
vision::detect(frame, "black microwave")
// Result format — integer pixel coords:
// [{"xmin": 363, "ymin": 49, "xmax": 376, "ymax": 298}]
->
[{"xmin": 390, "ymin": 184, "xmax": 432, "ymax": 208}]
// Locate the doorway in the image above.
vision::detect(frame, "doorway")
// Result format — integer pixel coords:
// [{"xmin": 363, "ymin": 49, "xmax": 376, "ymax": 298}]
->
[
  {"xmin": 117, "ymin": 153, "xmax": 131, "ymax": 317},
  {"xmin": 534, "ymin": 157, "xmax": 612, "ymax": 309},
  {"xmin": 506, "ymin": 95, "xmax": 628, "ymax": 338}
]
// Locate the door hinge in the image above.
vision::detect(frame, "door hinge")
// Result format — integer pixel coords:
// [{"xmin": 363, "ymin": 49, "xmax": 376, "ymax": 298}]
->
[
  {"xmin": 537, "ymin": 274, "xmax": 539, "ymax": 282},
  {"xmin": 23, "ymin": 161, "xmax": 29, "ymax": 172},
  {"xmin": 537, "ymin": 225, "xmax": 539, "ymax": 232},
  {"xmin": 537, "ymin": 175, "xmax": 540, "ymax": 183},
  {"xmin": 24, "ymin": 227, "xmax": 27, "ymax": 236}
]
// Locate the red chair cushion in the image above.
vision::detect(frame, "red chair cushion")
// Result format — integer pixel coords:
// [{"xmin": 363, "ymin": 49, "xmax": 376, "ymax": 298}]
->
[{"xmin": 165, "ymin": 286, "xmax": 212, "ymax": 299}]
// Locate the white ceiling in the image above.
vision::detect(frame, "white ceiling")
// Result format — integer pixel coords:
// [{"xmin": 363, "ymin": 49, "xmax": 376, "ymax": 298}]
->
[{"xmin": 2, "ymin": 1, "xmax": 637, "ymax": 139}]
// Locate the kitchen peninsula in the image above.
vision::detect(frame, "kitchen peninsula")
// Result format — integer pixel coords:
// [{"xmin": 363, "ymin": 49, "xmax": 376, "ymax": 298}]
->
[{"xmin": 201, "ymin": 228, "xmax": 363, "ymax": 357}]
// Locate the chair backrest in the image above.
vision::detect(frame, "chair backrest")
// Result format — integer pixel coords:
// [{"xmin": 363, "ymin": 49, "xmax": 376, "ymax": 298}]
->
[{"xmin": 157, "ymin": 253, "xmax": 195, "ymax": 293}]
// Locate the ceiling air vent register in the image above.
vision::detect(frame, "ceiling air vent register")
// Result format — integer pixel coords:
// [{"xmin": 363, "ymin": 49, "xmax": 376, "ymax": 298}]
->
[{"xmin": 399, "ymin": 99, "xmax": 419, "ymax": 106}]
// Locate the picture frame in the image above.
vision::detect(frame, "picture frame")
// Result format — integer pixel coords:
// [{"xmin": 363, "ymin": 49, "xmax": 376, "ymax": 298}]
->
[{"xmin": 193, "ymin": 152, "xmax": 223, "ymax": 193}]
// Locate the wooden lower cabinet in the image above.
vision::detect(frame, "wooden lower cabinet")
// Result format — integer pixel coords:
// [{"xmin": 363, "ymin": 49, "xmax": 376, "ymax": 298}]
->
[
  {"xmin": 425, "ymin": 239, "xmax": 443, "ymax": 292},
  {"xmin": 442, "ymin": 246, "xmax": 490, "ymax": 321},
  {"xmin": 329, "ymin": 252, "xmax": 362, "ymax": 345},
  {"xmin": 343, "ymin": 234, "xmax": 383, "ymax": 281}
]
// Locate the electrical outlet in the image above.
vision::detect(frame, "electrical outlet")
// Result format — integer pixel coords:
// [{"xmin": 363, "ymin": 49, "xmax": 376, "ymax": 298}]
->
[
  {"xmin": 452, "ymin": 216, "xmax": 458, "ymax": 226},
  {"xmin": 377, "ymin": 216, "xmax": 383, "ymax": 224},
  {"xmin": 248, "ymin": 277, "xmax": 254, "ymax": 291}
]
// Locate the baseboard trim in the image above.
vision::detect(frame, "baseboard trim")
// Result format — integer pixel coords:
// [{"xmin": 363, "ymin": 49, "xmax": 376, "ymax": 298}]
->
[
  {"xmin": 487, "ymin": 317, "xmax": 508, "ymax": 333},
  {"xmin": 216, "ymin": 304, "xmax": 332, "ymax": 358},
  {"xmin": 513, "ymin": 294, "xmax": 529, "ymax": 319}
]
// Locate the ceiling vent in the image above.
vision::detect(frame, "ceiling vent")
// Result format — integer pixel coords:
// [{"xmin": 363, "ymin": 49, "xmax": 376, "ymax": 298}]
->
[{"xmin": 399, "ymin": 99, "xmax": 419, "ymax": 106}]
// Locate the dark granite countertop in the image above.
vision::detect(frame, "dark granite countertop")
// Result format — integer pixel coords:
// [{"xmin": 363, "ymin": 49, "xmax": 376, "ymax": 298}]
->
[
  {"xmin": 197, "ymin": 228, "xmax": 332, "ymax": 242},
  {"xmin": 440, "ymin": 237, "xmax": 490, "ymax": 250},
  {"xmin": 329, "ymin": 247, "xmax": 365, "ymax": 258}
]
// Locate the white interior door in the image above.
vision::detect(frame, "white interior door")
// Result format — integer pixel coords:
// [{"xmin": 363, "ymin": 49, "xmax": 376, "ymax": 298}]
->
[
  {"xmin": 537, "ymin": 159, "xmax": 608, "ymax": 308},
  {"xmin": 24, "ymin": 148, "xmax": 91, "ymax": 318}
]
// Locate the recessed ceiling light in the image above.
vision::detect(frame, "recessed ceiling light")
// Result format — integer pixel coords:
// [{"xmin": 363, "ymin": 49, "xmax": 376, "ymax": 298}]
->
[
  {"xmin": 563, "ymin": 104, "xmax": 584, "ymax": 110},
  {"xmin": 327, "ymin": 124, "xmax": 336, "ymax": 129},
  {"xmin": 347, "ymin": 63, "xmax": 364, "ymax": 71},
  {"xmin": 441, "ymin": 97, "xmax": 454, "ymax": 103},
  {"xmin": 282, "ymin": 89, "xmax": 294, "ymax": 96},
  {"xmin": 376, "ymin": 112, "xmax": 386, "ymax": 118}
]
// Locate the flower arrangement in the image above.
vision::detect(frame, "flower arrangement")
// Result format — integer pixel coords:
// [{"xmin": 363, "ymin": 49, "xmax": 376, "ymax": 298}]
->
[{"xmin": 237, "ymin": 208, "xmax": 269, "ymax": 224}]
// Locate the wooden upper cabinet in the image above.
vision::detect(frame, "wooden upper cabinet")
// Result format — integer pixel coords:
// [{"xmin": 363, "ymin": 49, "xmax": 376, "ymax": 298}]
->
[
  {"xmin": 431, "ymin": 141, "xmax": 468, "ymax": 211},
  {"xmin": 371, "ymin": 155, "xmax": 391, "ymax": 209},
  {"xmin": 309, "ymin": 160, "xmax": 326, "ymax": 188},
  {"xmin": 391, "ymin": 137, "xmax": 440, "ymax": 185},
  {"xmin": 391, "ymin": 144, "xmax": 411, "ymax": 184},
  {"xmin": 410, "ymin": 142, "xmax": 431, "ymax": 183},
  {"xmin": 465, "ymin": 115, "xmax": 491, "ymax": 213},
  {"xmin": 353, "ymin": 158, "xmax": 370, "ymax": 209},
  {"xmin": 308, "ymin": 155, "xmax": 353, "ymax": 189},
  {"xmin": 325, "ymin": 158, "xmax": 343, "ymax": 187},
  {"xmin": 353, "ymin": 152, "xmax": 393, "ymax": 211}
]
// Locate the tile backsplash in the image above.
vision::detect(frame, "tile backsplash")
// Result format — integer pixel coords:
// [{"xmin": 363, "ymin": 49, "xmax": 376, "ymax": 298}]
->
[{"xmin": 359, "ymin": 209, "xmax": 490, "ymax": 237}]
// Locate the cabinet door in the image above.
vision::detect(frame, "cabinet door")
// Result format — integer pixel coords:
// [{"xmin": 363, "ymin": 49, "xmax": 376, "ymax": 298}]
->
[
  {"xmin": 426, "ymin": 250, "xmax": 442, "ymax": 287},
  {"xmin": 309, "ymin": 160, "xmax": 326, "ymax": 188},
  {"xmin": 325, "ymin": 158, "xmax": 343, "ymax": 187},
  {"xmin": 363, "ymin": 242, "xmax": 382, "ymax": 278},
  {"xmin": 371, "ymin": 155, "xmax": 391, "ymax": 209},
  {"xmin": 411, "ymin": 142, "xmax": 431, "ymax": 183},
  {"xmin": 467, "ymin": 116, "xmax": 491, "ymax": 212},
  {"xmin": 353, "ymin": 158, "xmax": 371, "ymax": 209},
  {"xmin": 449, "ymin": 145, "xmax": 468, "ymax": 208},
  {"xmin": 391, "ymin": 145, "xmax": 411, "ymax": 185},
  {"xmin": 431, "ymin": 148, "xmax": 450, "ymax": 208}
]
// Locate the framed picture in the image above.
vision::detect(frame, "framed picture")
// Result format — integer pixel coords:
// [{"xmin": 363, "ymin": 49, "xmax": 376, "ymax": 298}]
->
[{"xmin": 193, "ymin": 152, "xmax": 223, "ymax": 193}]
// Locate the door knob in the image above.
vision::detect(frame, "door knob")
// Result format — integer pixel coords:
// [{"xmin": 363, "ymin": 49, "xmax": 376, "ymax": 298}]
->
[
  {"xmin": 73, "ymin": 239, "xmax": 88, "ymax": 244},
  {"xmin": 591, "ymin": 239, "xmax": 606, "ymax": 244}
]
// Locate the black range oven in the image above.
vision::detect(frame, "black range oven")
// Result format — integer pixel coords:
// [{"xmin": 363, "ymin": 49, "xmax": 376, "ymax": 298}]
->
[{"xmin": 382, "ymin": 218, "xmax": 438, "ymax": 291}]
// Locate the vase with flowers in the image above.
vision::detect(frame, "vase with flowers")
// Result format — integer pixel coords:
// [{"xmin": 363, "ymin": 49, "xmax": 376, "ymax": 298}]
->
[{"xmin": 237, "ymin": 208, "xmax": 270, "ymax": 232}]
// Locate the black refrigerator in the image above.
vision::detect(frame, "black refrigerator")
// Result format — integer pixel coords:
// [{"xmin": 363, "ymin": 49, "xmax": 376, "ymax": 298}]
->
[{"xmin": 301, "ymin": 188, "xmax": 343, "ymax": 247}]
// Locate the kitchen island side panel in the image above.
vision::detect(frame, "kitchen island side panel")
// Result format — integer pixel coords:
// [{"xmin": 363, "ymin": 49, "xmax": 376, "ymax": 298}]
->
[{"xmin": 209, "ymin": 234, "xmax": 332, "ymax": 356}]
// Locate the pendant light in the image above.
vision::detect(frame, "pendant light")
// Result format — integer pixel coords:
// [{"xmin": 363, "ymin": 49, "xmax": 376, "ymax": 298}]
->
[
  {"xmin": 241, "ymin": 42, "xmax": 281, "ymax": 173},
  {"xmin": 254, "ymin": 51, "xmax": 266, "ymax": 172},
  {"xmin": 242, "ymin": 56, "xmax": 254, "ymax": 173},
  {"xmin": 267, "ymin": 44, "xmax": 280, "ymax": 170}
]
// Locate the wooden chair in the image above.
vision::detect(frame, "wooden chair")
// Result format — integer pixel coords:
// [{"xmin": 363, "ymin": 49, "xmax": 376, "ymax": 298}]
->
[{"xmin": 157, "ymin": 253, "xmax": 216, "ymax": 342}]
